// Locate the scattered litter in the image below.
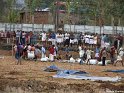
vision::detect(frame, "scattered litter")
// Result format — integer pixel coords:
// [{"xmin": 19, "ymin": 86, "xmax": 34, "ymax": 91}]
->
[
  {"xmin": 41, "ymin": 57, "xmax": 49, "ymax": 62},
  {"xmin": 88, "ymin": 59, "xmax": 110, "ymax": 65},
  {"xmin": 27, "ymin": 51, "xmax": 35, "ymax": 59},
  {"xmin": 89, "ymin": 59, "xmax": 97, "ymax": 65},
  {"xmin": 69, "ymin": 57, "xmax": 76, "ymax": 63}
]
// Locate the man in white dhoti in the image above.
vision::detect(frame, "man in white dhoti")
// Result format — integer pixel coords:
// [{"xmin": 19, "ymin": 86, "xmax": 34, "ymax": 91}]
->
[
  {"xmin": 41, "ymin": 45, "xmax": 46, "ymax": 59},
  {"xmin": 84, "ymin": 34, "xmax": 90, "ymax": 45},
  {"xmin": 114, "ymin": 47, "xmax": 124, "ymax": 66},
  {"xmin": 64, "ymin": 33, "xmax": 70, "ymax": 46},
  {"xmin": 41, "ymin": 31, "xmax": 47, "ymax": 46},
  {"xmin": 56, "ymin": 33, "xmax": 60, "ymax": 44},
  {"xmin": 94, "ymin": 35, "xmax": 97, "ymax": 45},
  {"xmin": 86, "ymin": 48, "xmax": 92, "ymax": 64},
  {"xmin": 89, "ymin": 34, "xmax": 94, "ymax": 48},
  {"xmin": 34, "ymin": 46, "xmax": 41, "ymax": 61},
  {"xmin": 79, "ymin": 45, "xmax": 84, "ymax": 65}
]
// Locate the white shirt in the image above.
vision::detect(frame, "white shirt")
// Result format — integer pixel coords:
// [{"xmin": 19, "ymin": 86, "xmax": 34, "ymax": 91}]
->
[
  {"xmin": 1, "ymin": 32, "xmax": 4, "ymax": 37},
  {"xmin": 16, "ymin": 32, "xmax": 21, "ymax": 38},
  {"xmin": 119, "ymin": 50, "xmax": 124, "ymax": 57},
  {"xmin": 79, "ymin": 50, "xmax": 84, "ymax": 57},
  {"xmin": 28, "ymin": 45, "xmax": 32, "ymax": 51},
  {"xmin": 41, "ymin": 33, "xmax": 46, "ymax": 41},
  {"xmin": 65, "ymin": 33, "xmax": 70, "ymax": 39},
  {"xmin": 22, "ymin": 32, "xmax": 26, "ymax": 38},
  {"xmin": 78, "ymin": 46, "xmax": 82, "ymax": 51},
  {"xmin": 14, "ymin": 45, "xmax": 17, "ymax": 52}
]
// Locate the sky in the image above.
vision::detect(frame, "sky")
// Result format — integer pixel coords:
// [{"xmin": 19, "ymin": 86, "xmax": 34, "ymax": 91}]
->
[{"xmin": 16, "ymin": 0, "xmax": 25, "ymax": 5}]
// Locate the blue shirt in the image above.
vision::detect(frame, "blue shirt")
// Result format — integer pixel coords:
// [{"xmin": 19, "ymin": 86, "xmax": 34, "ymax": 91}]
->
[
  {"xmin": 51, "ymin": 33, "xmax": 56, "ymax": 39},
  {"xmin": 95, "ymin": 48, "xmax": 100, "ymax": 53}
]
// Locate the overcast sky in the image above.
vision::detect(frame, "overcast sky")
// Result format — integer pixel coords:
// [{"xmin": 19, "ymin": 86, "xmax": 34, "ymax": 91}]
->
[{"xmin": 16, "ymin": 0, "xmax": 24, "ymax": 4}]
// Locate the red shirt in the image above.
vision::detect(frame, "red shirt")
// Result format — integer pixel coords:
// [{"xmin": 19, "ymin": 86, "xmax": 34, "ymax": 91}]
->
[
  {"xmin": 49, "ymin": 47, "xmax": 54, "ymax": 55},
  {"xmin": 110, "ymin": 48, "xmax": 115, "ymax": 56}
]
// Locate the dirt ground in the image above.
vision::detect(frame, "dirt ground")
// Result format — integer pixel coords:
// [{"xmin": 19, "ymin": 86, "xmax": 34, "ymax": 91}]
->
[{"xmin": 0, "ymin": 50, "xmax": 124, "ymax": 93}]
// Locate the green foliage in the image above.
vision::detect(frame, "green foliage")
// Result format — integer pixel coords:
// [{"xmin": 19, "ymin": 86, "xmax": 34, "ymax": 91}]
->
[{"xmin": 0, "ymin": 0, "xmax": 124, "ymax": 25}]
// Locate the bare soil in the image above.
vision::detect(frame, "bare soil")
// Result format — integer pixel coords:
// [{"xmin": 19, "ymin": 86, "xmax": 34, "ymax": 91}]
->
[{"xmin": 0, "ymin": 50, "xmax": 124, "ymax": 93}]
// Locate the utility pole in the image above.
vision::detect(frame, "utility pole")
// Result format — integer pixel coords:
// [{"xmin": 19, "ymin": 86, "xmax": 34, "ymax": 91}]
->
[{"xmin": 55, "ymin": 0, "xmax": 59, "ymax": 32}]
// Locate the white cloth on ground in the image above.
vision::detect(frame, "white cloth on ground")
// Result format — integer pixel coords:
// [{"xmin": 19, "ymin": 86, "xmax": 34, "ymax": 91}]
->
[{"xmin": 49, "ymin": 54, "xmax": 54, "ymax": 61}]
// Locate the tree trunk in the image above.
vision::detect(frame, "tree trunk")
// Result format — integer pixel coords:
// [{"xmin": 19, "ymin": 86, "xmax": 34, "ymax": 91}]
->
[
  {"xmin": 118, "ymin": 18, "xmax": 120, "ymax": 26},
  {"xmin": 32, "ymin": 15, "xmax": 34, "ymax": 32},
  {"xmin": 122, "ymin": 26, "xmax": 123, "ymax": 35},
  {"xmin": 94, "ymin": 15, "xmax": 96, "ymax": 33},
  {"xmin": 42, "ymin": 23, "xmax": 44, "ymax": 32},
  {"xmin": 100, "ymin": 25, "xmax": 102, "ymax": 35},
  {"xmin": 111, "ymin": 15, "xmax": 115, "ymax": 34},
  {"xmin": 116, "ymin": 18, "xmax": 121, "ymax": 34},
  {"xmin": 21, "ymin": 23, "xmax": 23, "ymax": 31}
]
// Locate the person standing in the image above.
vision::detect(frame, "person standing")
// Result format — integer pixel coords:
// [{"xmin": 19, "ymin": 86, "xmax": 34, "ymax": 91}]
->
[
  {"xmin": 29, "ymin": 31, "xmax": 33, "ymax": 44},
  {"xmin": 41, "ymin": 31, "xmax": 47, "ymax": 46},
  {"xmin": 86, "ymin": 48, "xmax": 92, "ymax": 64},
  {"xmin": 77, "ymin": 33, "xmax": 82, "ymax": 46},
  {"xmin": 41, "ymin": 45, "xmax": 46, "ymax": 59},
  {"xmin": 16, "ymin": 30, "xmax": 21, "ymax": 44},
  {"xmin": 69, "ymin": 33, "xmax": 74, "ymax": 47},
  {"xmin": 94, "ymin": 34, "xmax": 98, "ymax": 47},
  {"xmin": 34, "ymin": 45, "xmax": 41, "ymax": 61},
  {"xmin": 14, "ymin": 44, "xmax": 23, "ymax": 65},
  {"xmin": 64, "ymin": 32, "xmax": 70, "ymax": 46},
  {"xmin": 95, "ymin": 46, "xmax": 100, "ymax": 61},
  {"xmin": 114, "ymin": 47, "xmax": 124, "ymax": 66},
  {"xmin": 65, "ymin": 45, "xmax": 69, "ymax": 60},
  {"xmin": 6, "ymin": 31, "xmax": 11, "ymax": 44},
  {"xmin": 49, "ymin": 45, "xmax": 55, "ymax": 62},
  {"xmin": 54, "ymin": 44, "xmax": 58, "ymax": 58},
  {"xmin": 101, "ymin": 47, "xmax": 108, "ymax": 66},
  {"xmin": 79, "ymin": 45, "xmax": 84, "ymax": 65},
  {"xmin": 21, "ymin": 31, "xmax": 26, "ymax": 45},
  {"xmin": 51, "ymin": 32, "xmax": 56, "ymax": 45},
  {"xmin": 109, "ymin": 46, "xmax": 117, "ymax": 65}
]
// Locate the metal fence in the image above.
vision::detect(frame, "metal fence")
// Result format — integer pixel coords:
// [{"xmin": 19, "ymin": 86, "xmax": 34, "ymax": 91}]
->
[{"xmin": 0, "ymin": 23, "xmax": 124, "ymax": 34}]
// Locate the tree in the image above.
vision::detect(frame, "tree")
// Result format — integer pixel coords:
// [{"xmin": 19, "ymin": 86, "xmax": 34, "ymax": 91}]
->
[{"xmin": 0, "ymin": 0, "xmax": 7, "ymax": 22}]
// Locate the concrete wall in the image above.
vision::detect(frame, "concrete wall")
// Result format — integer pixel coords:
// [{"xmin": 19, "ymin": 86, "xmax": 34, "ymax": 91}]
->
[{"xmin": 0, "ymin": 23, "xmax": 123, "ymax": 34}]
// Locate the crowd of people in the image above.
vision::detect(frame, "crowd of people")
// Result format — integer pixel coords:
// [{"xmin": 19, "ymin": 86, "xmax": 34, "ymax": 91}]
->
[{"xmin": 1, "ymin": 30, "xmax": 123, "ymax": 66}]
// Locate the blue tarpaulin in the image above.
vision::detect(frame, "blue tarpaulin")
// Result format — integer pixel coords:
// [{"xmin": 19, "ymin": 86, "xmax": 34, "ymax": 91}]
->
[
  {"xmin": 44, "ymin": 65, "xmax": 122, "ymax": 82},
  {"xmin": 44, "ymin": 65, "xmax": 61, "ymax": 72},
  {"xmin": 53, "ymin": 70, "xmax": 121, "ymax": 82},
  {"xmin": 57, "ymin": 70, "xmax": 88, "ymax": 75},
  {"xmin": 105, "ymin": 70, "xmax": 124, "ymax": 74}
]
